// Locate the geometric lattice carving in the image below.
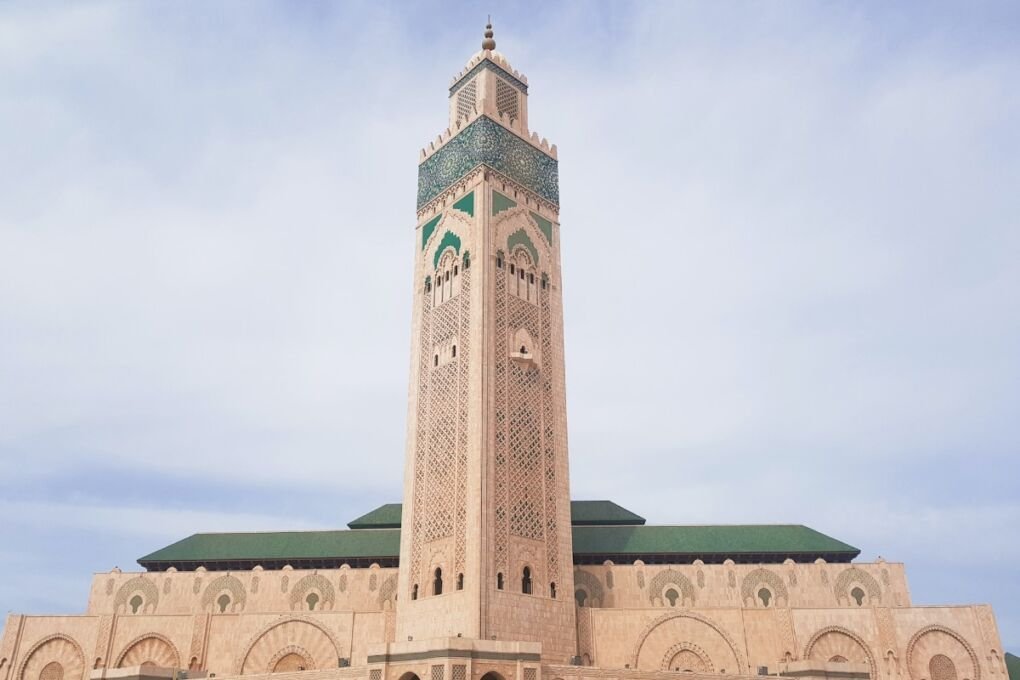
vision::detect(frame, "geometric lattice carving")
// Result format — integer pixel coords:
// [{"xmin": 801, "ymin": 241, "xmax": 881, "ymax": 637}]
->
[
  {"xmin": 456, "ymin": 79, "xmax": 477, "ymax": 122},
  {"xmin": 805, "ymin": 627, "xmax": 876, "ymax": 679},
  {"xmin": 17, "ymin": 636, "xmax": 85, "ymax": 680},
  {"xmin": 452, "ymin": 666, "xmax": 467, "ymax": 680},
  {"xmin": 930, "ymin": 655, "xmax": 958, "ymax": 680},
  {"xmin": 289, "ymin": 574, "xmax": 335, "ymax": 611},
  {"xmin": 573, "ymin": 569, "xmax": 605, "ymax": 607},
  {"xmin": 496, "ymin": 79, "xmax": 519, "ymax": 121},
  {"xmin": 662, "ymin": 642, "xmax": 714, "ymax": 673},
  {"xmin": 200, "ymin": 575, "xmax": 246, "ymax": 613},
  {"xmin": 431, "ymin": 664, "xmax": 444, "ymax": 680},
  {"xmin": 523, "ymin": 668, "xmax": 537, "ymax": 680},
  {"xmin": 270, "ymin": 647, "xmax": 314, "ymax": 673},
  {"xmin": 39, "ymin": 663, "xmax": 62, "ymax": 680},
  {"xmin": 113, "ymin": 577, "xmax": 159, "ymax": 614},
  {"xmin": 377, "ymin": 574, "xmax": 398, "ymax": 610},
  {"xmin": 834, "ymin": 567, "xmax": 882, "ymax": 605},
  {"xmin": 906, "ymin": 626, "xmax": 980, "ymax": 680},
  {"xmin": 741, "ymin": 568, "xmax": 789, "ymax": 607},
  {"xmin": 116, "ymin": 635, "xmax": 180, "ymax": 669},
  {"xmin": 409, "ymin": 259, "xmax": 470, "ymax": 594},
  {"xmin": 647, "ymin": 570, "xmax": 696, "ymax": 607},
  {"xmin": 237, "ymin": 619, "xmax": 339, "ymax": 676}
]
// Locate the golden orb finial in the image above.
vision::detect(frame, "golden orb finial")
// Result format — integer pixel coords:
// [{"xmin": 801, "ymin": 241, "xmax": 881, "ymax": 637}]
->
[{"xmin": 482, "ymin": 19, "xmax": 496, "ymax": 51}]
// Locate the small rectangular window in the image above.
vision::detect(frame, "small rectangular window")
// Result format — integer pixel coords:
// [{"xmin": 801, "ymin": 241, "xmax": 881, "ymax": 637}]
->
[{"xmin": 510, "ymin": 264, "xmax": 515, "ymax": 275}]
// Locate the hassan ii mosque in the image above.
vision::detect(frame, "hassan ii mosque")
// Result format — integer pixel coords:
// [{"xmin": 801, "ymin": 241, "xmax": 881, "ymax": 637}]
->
[{"xmin": 2, "ymin": 22, "xmax": 1016, "ymax": 680}]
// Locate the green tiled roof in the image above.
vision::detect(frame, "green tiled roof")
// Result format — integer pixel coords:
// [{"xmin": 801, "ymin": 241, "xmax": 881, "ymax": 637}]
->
[
  {"xmin": 348, "ymin": 503, "xmax": 403, "ymax": 529},
  {"xmin": 346, "ymin": 500, "xmax": 645, "ymax": 529},
  {"xmin": 138, "ymin": 528, "xmax": 400, "ymax": 569},
  {"xmin": 569, "ymin": 500, "xmax": 645, "ymax": 526},
  {"xmin": 1006, "ymin": 653, "xmax": 1020, "ymax": 680},
  {"xmin": 138, "ymin": 521, "xmax": 858, "ymax": 571},
  {"xmin": 571, "ymin": 525, "xmax": 858, "ymax": 561}
]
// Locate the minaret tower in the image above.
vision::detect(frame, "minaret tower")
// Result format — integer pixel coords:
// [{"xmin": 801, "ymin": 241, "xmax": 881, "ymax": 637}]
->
[{"xmin": 394, "ymin": 23, "xmax": 576, "ymax": 665}]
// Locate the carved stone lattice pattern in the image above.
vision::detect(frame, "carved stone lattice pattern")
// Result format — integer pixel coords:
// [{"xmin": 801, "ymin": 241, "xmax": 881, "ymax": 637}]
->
[
  {"xmin": 338, "ymin": 573, "xmax": 347, "ymax": 593},
  {"xmin": 17, "ymin": 636, "xmax": 84, "ymax": 680},
  {"xmin": 116, "ymin": 635, "xmax": 180, "ymax": 669},
  {"xmin": 573, "ymin": 569, "xmax": 605, "ymax": 606},
  {"xmin": 647, "ymin": 569, "xmax": 696, "ymax": 606},
  {"xmin": 496, "ymin": 78, "xmax": 520, "ymax": 120},
  {"xmin": 930, "ymin": 655, "xmax": 958, "ymax": 680},
  {"xmin": 875, "ymin": 608, "xmax": 896, "ymax": 654},
  {"xmin": 409, "ymin": 262, "xmax": 470, "ymax": 593},
  {"xmin": 494, "ymin": 261, "xmax": 509, "ymax": 576},
  {"xmin": 452, "ymin": 665, "xmax": 466, "ymax": 680},
  {"xmin": 92, "ymin": 616, "xmax": 112, "ymax": 669},
  {"xmin": 200, "ymin": 575, "xmax": 246, "ymax": 613},
  {"xmin": 776, "ymin": 607, "xmax": 798, "ymax": 660},
  {"xmin": 540, "ymin": 283, "xmax": 559, "ymax": 582},
  {"xmin": 805, "ymin": 627, "xmax": 876, "ymax": 679},
  {"xmin": 662, "ymin": 642, "xmax": 714, "ymax": 673},
  {"xmin": 835, "ymin": 567, "xmax": 882, "ymax": 604},
  {"xmin": 523, "ymin": 668, "xmax": 537, "ymax": 680},
  {"xmin": 188, "ymin": 615, "xmax": 208, "ymax": 669},
  {"xmin": 577, "ymin": 607, "xmax": 594, "ymax": 663},
  {"xmin": 113, "ymin": 577, "xmax": 159, "ymax": 614},
  {"xmin": 193, "ymin": 578, "xmax": 202, "ymax": 595},
  {"xmin": 289, "ymin": 574, "xmax": 335, "ymax": 611},
  {"xmin": 741, "ymin": 568, "xmax": 789, "ymax": 605},
  {"xmin": 369, "ymin": 670, "xmax": 382, "ymax": 680},
  {"xmin": 237, "ymin": 619, "xmax": 339, "ymax": 676},
  {"xmin": 455, "ymin": 78, "xmax": 476, "ymax": 121},
  {"xmin": 431, "ymin": 664, "xmax": 444, "ymax": 680},
  {"xmin": 906, "ymin": 626, "xmax": 979, "ymax": 680},
  {"xmin": 455, "ymin": 268, "xmax": 471, "ymax": 574},
  {"xmin": 163, "ymin": 578, "xmax": 171, "ymax": 595},
  {"xmin": 377, "ymin": 574, "xmax": 397, "ymax": 610},
  {"xmin": 507, "ymin": 292, "xmax": 544, "ymax": 543},
  {"xmin": 271, "ymin": 648, "xmax": 313, "ymax": 673}
]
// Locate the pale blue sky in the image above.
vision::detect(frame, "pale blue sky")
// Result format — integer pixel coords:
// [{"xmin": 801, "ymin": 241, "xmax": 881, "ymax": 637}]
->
[{"xmin": 1, "ymin": 0, "xmax": 1018, "ymax": 652}]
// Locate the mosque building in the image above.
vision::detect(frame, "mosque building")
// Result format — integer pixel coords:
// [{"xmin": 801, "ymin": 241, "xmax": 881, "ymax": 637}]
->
[{"xmin": 1, "ymin": 23, "xmax": 1012, "ymax": 680}]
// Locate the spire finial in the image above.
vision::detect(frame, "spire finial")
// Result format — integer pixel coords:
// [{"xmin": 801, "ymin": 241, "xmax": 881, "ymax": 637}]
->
[{"xmin": 482, "ymin": 18, "xmax": 496, "ymax": 51}]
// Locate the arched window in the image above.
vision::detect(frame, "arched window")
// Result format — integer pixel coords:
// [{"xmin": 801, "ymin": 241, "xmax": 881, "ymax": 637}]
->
[
  {"xmin": 850, "ymin": 587, "xmax": 865, "ymax": 606},
  {"xmin": 456, "ymin": 573, "xmax": 464, "ymax": 590},
  {"xmin": 522, "ymin": 567, "xmax": 533, "ymax": 594},
  {"xmin": 930, "ymin": 655, "xmax": 958, "ymax": 680},
  {"xmin": 464, "ymin": 253, "xmax": 471, "ymax": 269},
  {"xmin": 129, "ymin": 595, "xmax": 143, "ymax": 614},
  {"xmin": 424, "ymin": 277, "xmax": 431, "ymax": 294},
  {"xmin": 664, "ymin": 588, "xmax": 679, "ymax": 607},
  {"xmin": 216, "ymin": 593, "xmax": 231, "ymax": 613},
  {"xmin": 411, "ymin": 584, "xmax": 418, "ymax": 600},
  {"xmin": 830, "ymin": 656, "xmax": 849, "ymax": 664},
  {"xmin": 758, "ymin": 588, "xmax": 772, "ymax": 607},
  {"xmin": 40, "ymin": 662, "xmax": 63, "ymax": 680},
  {"xmin": 434, "ymin": 354, "xmax": 439, "ymax": 367},
  {"xmin": 510, "ymin": 264, "xmax": 515, "ymax": 275},
  {"xmin": 496, "ymin": 251, "xmax": 504, "ymax": 269},
  {"xmin": 451, "ymin": 345, "xmax": 457, "ymax": 358},
  {"xmin": 496, "ymin": 573, "xmax": 504, "ymax": 590},
  {"xmin": 306, "ymin": 592, "xmax": 319, "ymax": 610},
  {"xmin": 454, "ymin": 265, "xmax": 458, "ymax": 276},
  {"xmin": 550, "ymin": 582, "xmax": 557, "ymax": 599},
  {"xmin": 575, "ymin": 589, "xmax": 587, "ymax": 607},
  {"xmin": 433, "ymin": 568, "xmax": 443, "ymax": 596}
]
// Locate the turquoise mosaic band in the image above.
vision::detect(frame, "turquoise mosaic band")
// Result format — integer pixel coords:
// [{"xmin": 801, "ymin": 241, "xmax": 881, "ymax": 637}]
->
[{"xmin": 417, "ymin": 116, "xmax": 559, "ymax": 209}]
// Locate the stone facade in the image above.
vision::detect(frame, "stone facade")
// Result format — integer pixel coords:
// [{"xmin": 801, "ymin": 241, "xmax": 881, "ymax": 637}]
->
[{"xmin": 0, "ymin": 23, "xmax": 1009, "ymax": 680}]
